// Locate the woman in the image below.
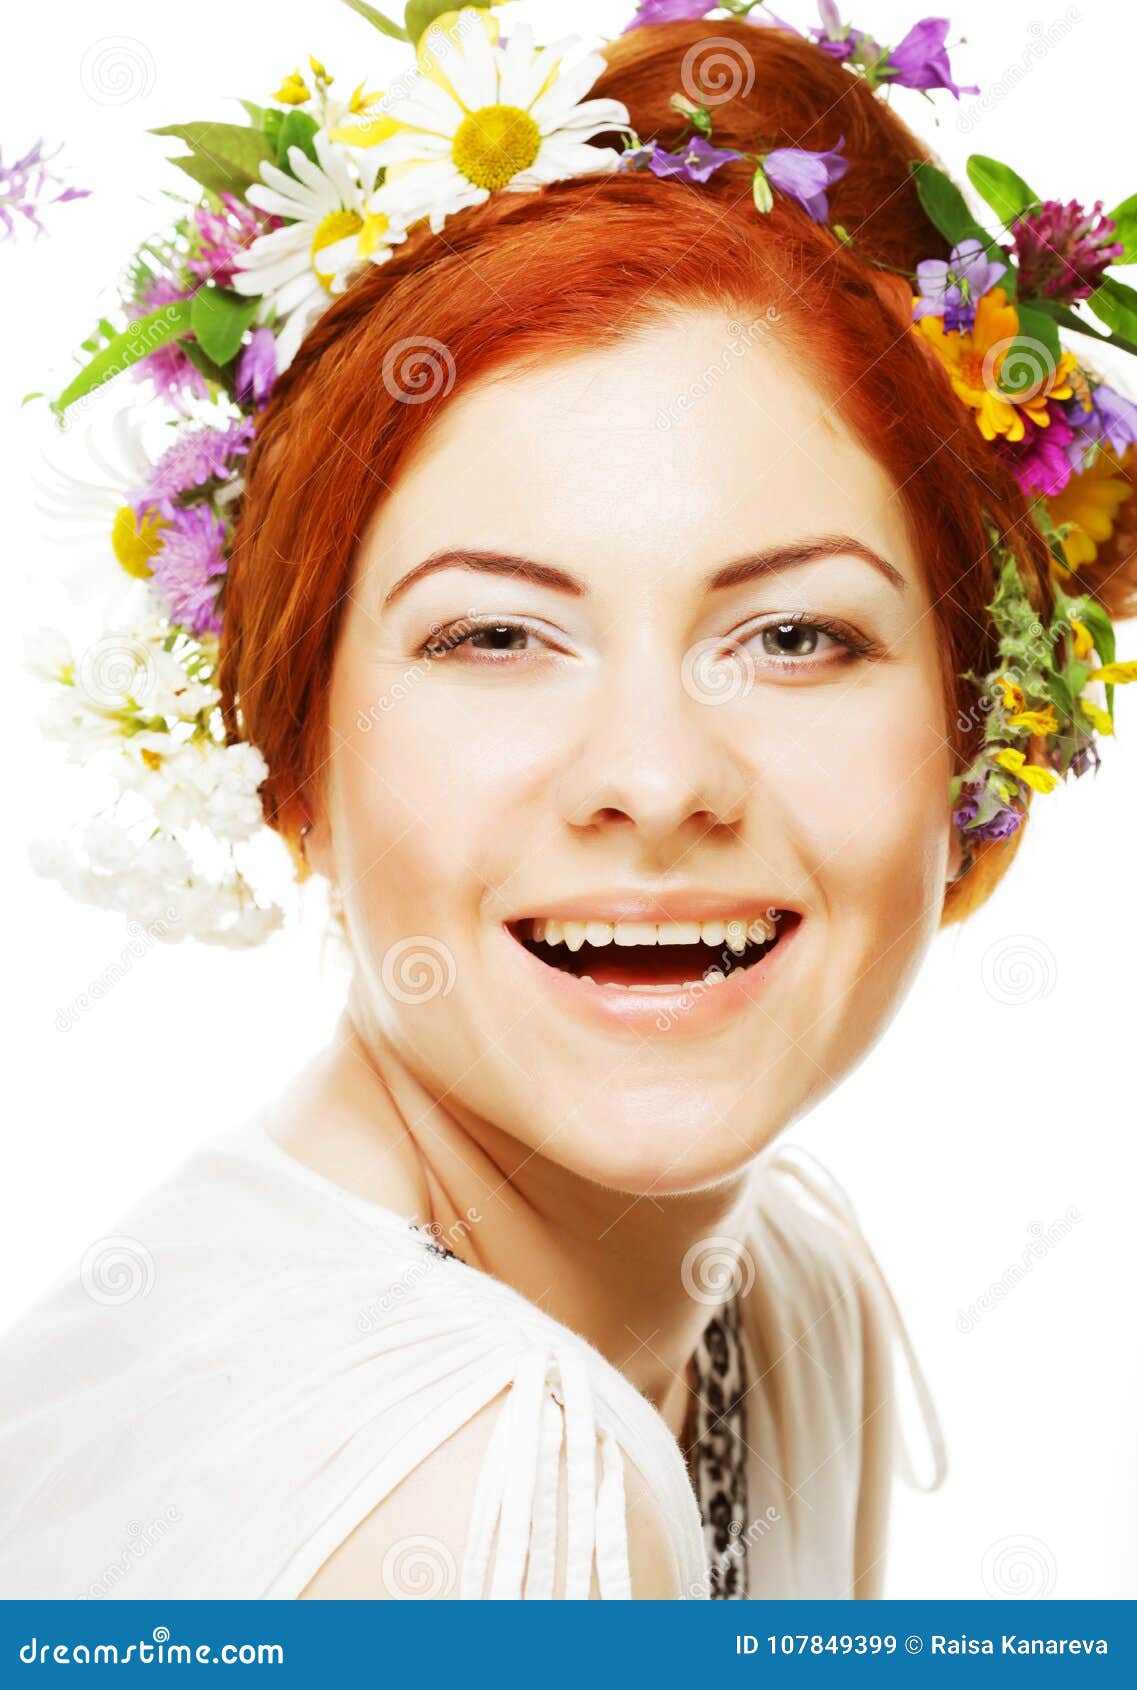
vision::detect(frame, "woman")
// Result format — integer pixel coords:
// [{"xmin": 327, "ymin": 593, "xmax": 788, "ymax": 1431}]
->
[{"xmin": 5, "ymin": 4, "xmax": 1135, "ymax": 1599}]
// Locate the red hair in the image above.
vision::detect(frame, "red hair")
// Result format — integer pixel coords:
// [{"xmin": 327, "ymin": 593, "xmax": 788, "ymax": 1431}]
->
[{"xmin": 219, "ymin": 18, "xmax": 1136, "ymax": 926}]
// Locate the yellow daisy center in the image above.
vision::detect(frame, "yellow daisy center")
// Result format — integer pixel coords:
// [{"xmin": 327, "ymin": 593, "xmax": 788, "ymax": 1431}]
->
[
  {"xmin": 311, "ymin": 209, "xmax": 365, "ymax": 291},
  {"xmin": 111, "ymin": 505, "xmax": 166, "ymax": 580},
  {"xmin": 452, "ymin": 105, "xmax": 541, "ymax": 192}
]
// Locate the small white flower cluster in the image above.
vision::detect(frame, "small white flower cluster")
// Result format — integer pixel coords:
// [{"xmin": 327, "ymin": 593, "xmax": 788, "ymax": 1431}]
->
[{"xmin": 25, "ymin": 620, "xmax": 285, "ymax": 948}]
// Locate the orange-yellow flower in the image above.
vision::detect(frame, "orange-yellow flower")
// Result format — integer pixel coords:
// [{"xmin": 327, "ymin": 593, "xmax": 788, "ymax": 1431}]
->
[
  {"xmin": 1045, "ymin": 444, "xmax": 1134, "ymax": 570},
  {"xmin": 914, "ymin": 288, "xmax": 1077, "ymax": 444}
]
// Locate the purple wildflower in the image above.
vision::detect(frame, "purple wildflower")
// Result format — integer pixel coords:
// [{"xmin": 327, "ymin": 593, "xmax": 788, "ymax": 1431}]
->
[
  {"xmin": 880, "ymin": 18, "xmax": 978, "ymax": 98},
  {"xmin": 188, "ymin": 193, "xmax": 278, "ymax": 289},
  {"xmin": 810, "ymin": 1, "xmax": 887, "ymax": 71},
  {"xmin": 130, "ymin": 273, "xmax": 209, "ymax": 412},
  {"xmin": 997, "ymin": 406, "xmax": 1075, "ymax": 498},
  {"xmin": 148, "ymin": 504, "xmax": 228, "ymax": 637},
  {"xmin": 139, "ymin": 417, "xmax": 256, "ymax": 510},
  {"xmin": 912, "ymin": 237, "xmax": 1006, "ymax": 332},
  {"xmin": 643, "ymin": 135, "xmax": 744, "ymax": 183},
  {"xmin": 951, "ymin": 792, "xmax": 980, "ymax": 828},
  {"xmin": 236, "ymin": 327, "xmax": 277, "ymax": 406},
  {"xmin": 1012, "ymin": 200, "xmax": 1124, "ymax": 303},
  {"xmin": 762, "ymin": 137, "xmax": 848, "ymax": 222},
  {"xmin": 971, "ymin": 805, "xmax": 1024, "ymax": 842},
  {"xmin": 622, "ymin": 0, "xmax": 718, "ymax": 27},
  {"xmin": 1066, "ymin": 380, "xmax": 1137, "ymax": 466},
  {"xmin": 0, "ymin": 138, "xmax": 89, "ymax": 240}
]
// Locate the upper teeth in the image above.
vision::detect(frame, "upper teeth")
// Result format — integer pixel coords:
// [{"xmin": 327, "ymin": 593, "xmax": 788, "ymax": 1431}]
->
[{"xmin": 528, "ymin": 916, "xmax": 779, "ymax": 954}]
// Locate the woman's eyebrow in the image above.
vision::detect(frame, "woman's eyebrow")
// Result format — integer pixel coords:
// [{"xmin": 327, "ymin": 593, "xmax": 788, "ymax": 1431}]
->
[{"xmin": 381, "ymin": 533, "xmax": 907, "ymax": 610}]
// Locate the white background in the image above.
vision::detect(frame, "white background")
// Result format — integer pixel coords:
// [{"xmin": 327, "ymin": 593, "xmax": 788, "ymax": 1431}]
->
[{"xmin": 2, "ymin": 0, "xmax": 1133, "ymax": 1600}]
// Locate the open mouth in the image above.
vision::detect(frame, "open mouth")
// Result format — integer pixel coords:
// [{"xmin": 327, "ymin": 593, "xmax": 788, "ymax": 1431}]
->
[{"xmin": 506, "ymin": 912, "xmax": 801, "ymax": 993}]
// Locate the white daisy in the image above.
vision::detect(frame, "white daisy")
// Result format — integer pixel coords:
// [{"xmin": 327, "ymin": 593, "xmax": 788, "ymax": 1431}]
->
[
  {"xmin": 349, "ymin": 12, "xmax": 633, "ymax": 237},
  {"xmin": 232, "ymin": 129, "xmax": 410, "ymax": 371}
]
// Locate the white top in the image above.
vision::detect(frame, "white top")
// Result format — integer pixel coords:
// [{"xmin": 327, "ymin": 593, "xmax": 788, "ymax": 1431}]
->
[{"xmin": 0, "ymin": 1116, "xmax": 945, "ymax": 1600}]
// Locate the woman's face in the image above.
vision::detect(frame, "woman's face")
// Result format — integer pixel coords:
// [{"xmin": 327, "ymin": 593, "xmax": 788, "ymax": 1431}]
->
[{"xmin": 316, "ymin": 309, "xmax": 961, "ymax": 1195}]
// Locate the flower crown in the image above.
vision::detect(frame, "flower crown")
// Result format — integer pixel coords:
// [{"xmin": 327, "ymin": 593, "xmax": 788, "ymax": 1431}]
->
[{"xmin": 24, "ymin": 0, "xmax": 1137, "ymax": 945}]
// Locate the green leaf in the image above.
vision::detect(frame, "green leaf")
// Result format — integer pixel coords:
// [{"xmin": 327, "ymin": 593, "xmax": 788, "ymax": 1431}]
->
[
  {"xmin": 1073, "ymin": 595, "xmax": 1118, "ymax": 723},
  {"xmin": 189, "ymin": 287, "xmax": 260, "ymax": 366},
  {"xmin": 275, "ymin": 108, "xmax": 320, "ymax": 170},
  {"xmin": 52, "ymin": 300, "xmax": 194, "ymax": 416},
  {"xmin": 166, "ymin": 152, "xmax": 247, "ymax": 197},
  {"xmin": 150, "ymin": 121, "xmax": 274, "ymax": 192},
  {"xmin": 910, "ymin": 160, "xmax": 974, "ymax": 245},
  {"xmin": 404, "ymin": 0, "xmax": 494, "ymax": 44},
  {"xmin": 965, "ymin": 155, "xmax": 1039, "ymax": 227},
  {"xmin": 995, "ymin": 300, "xmax": 1063, "ymax": 393},
  {"xmin": 1028, "ymin": 295, "xmax": 1137, "ymax": 360},
  {"xmin": 340, "ymin": 0, "xmax": 409, "ymax": 39},
  {"xmin": 1106, "ymin": 191, "xmax": 1137, "ymax": 264},
  {"xmin": 1087, "ymin": 275, "xmax": 1137, "ymax": 342}
]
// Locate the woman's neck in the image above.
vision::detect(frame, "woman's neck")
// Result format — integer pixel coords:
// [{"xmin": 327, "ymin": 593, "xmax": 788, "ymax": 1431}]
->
[{"xmin": 269, "ymin": 1003, "xmax": 756, "ymax": 1436}]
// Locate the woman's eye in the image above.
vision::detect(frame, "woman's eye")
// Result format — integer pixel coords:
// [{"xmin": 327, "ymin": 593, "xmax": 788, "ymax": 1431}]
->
[
  {"xmin": 424, "ymin": 620, "xmax": 547, "ymax": 659},
  {"xmin": 757, "ymin": 622, "xmax": 835, "ymax": 660}
]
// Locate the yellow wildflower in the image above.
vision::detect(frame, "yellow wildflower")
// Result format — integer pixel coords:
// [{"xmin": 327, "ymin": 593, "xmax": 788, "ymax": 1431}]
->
[
  {"xmin": 913, "ymin": 289, "xmax": 1078, "ymax": 445},
  {"xmin": 1070, "ymin": 618, "xmax": 1096, "ymax": 661},
  {"xmin": 992, "ymin": 746, "xmax": 1060, "ymax": 793},
  {"xmin": 274, "ymin": 69, "xmax": 311, "ymax": 105},
  {"xmin": 995, "ymin": 674, "xmax": 1026, "ymax": 713},
  {"xmin": 1079, "ymin": 698, "xmax": 1114, "ymax": 735},
  {"xmin": 1088, "ymin": 660, "xmax": 1137, "ymax": 684},
  {"xmin": 1006, "ymin": 704, "xmax": 1058, "ymax": 736}
]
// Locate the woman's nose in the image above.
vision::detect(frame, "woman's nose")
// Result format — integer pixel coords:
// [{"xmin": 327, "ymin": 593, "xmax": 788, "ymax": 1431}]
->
[{"xmin": 557, "ymin": 645, "xmax": 752, "ymax": 850}]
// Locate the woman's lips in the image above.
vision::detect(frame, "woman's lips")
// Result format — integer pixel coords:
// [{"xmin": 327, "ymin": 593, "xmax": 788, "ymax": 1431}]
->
[{"xmin": 501, "ymin": 910, "xmax": 802, "ymax": 1036}]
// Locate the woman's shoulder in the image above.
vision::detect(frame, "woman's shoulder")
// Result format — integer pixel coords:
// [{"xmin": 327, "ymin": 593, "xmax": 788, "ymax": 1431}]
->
[
  {"xmin": 0, "ymin": 1114, "xmax": 709, "ymax": 1599},
  {"xmin": 736, "ymin": 1143, "xmax": 945, "ymax": 1597}
]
